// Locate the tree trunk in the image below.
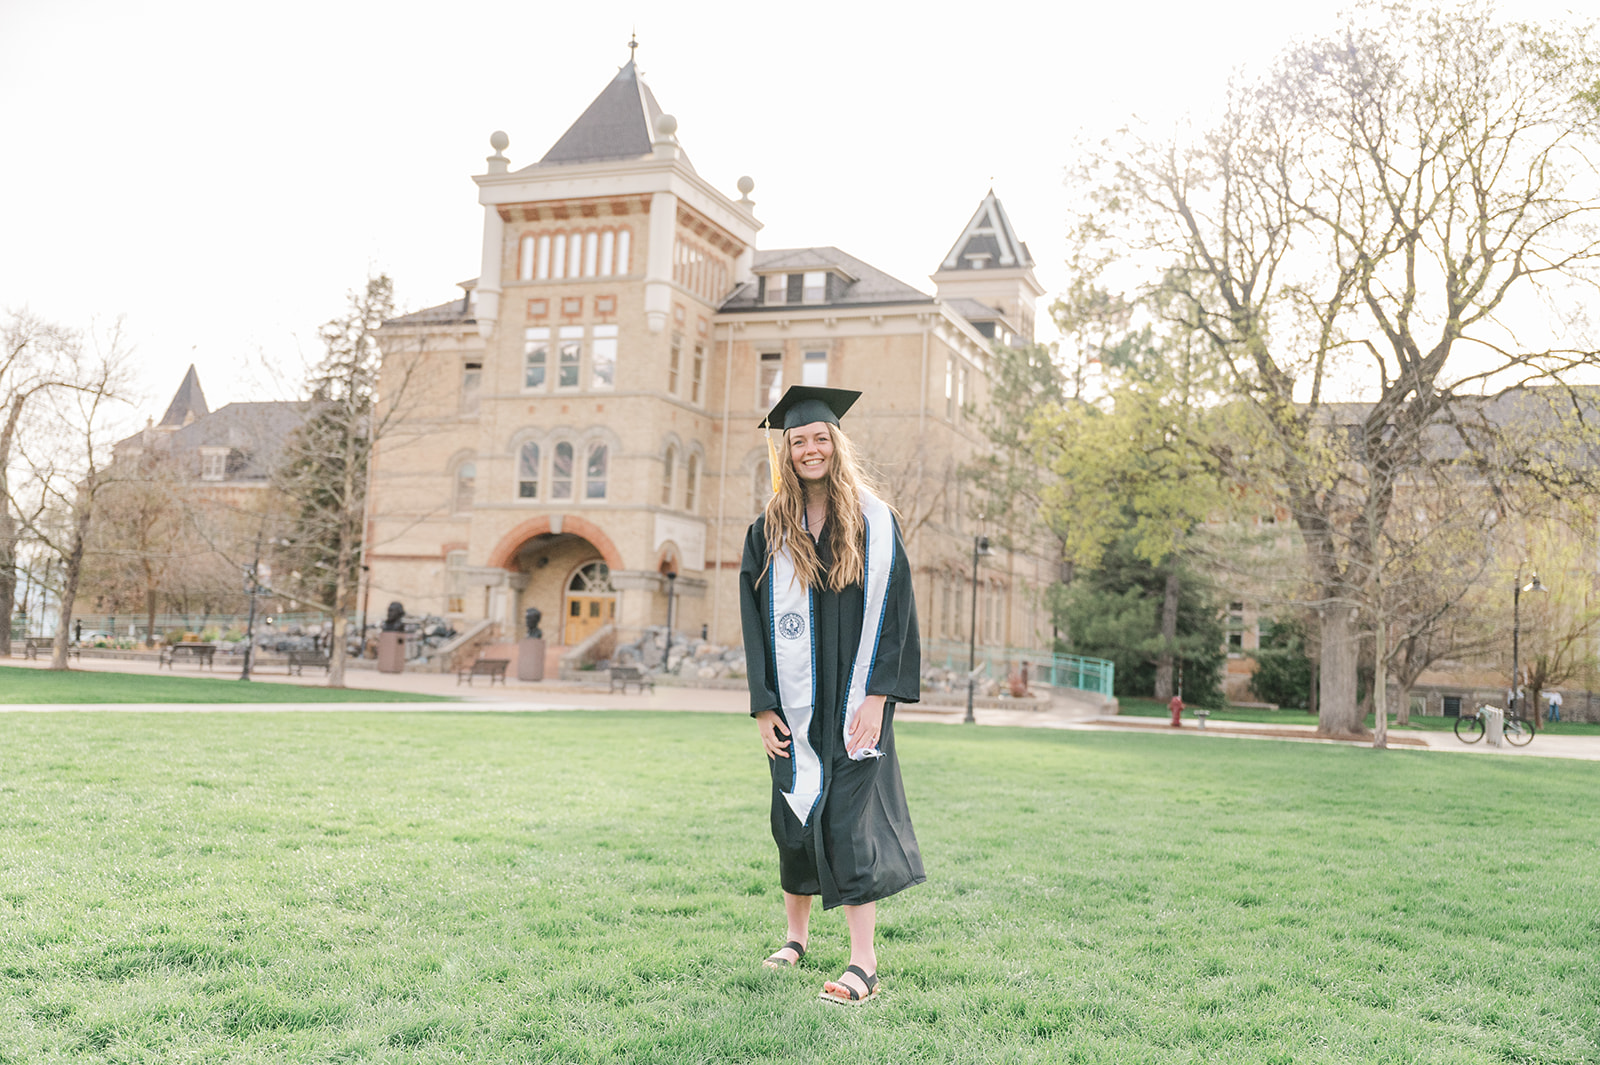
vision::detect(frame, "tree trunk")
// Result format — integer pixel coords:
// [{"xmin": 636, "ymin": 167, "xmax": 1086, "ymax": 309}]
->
[
  {"xmin": 0, "ymin": 506, "xmax": 14, "ymax": 658},
  {"xmin": 0, "ymin": 393, "xmax": 26, "ymax": 657},
  {"xmin": 1153, "ymin": 566, "xmax": 1180, "ymax": 700},
  {"xmin": 1373, "ymin": 616, "xmax": 1388, "ymax": 749},
  {"xmin": 1318, "ymin": 606, "xmax": 1364, "ymax": 736},
  {"xmin": 51, "ymin": 505, "xmax": 92, "ymax": 670},
  {"xmin": 145, "ymin": 587, "xmax": 157, "ymax": 648},
  {"xmin": 1396, "ymin": 684, "xmax": 1411, "ymax": 727}
]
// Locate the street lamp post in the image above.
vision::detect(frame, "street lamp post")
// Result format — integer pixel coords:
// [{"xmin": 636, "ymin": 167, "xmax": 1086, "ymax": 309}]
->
[
  {"xmin": 662, "ymin": 570, "xmax": 678, "ymax": 671},
  {"xmin": 965, "ymin": 535, "xmax": 992, "ymax": 724},
  {"xmin": 1511, "ymin": 569, "xmax": 1546, "ymax": 719}
]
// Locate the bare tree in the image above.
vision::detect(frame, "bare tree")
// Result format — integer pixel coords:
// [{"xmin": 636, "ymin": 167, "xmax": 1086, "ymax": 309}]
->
[
  {"xmin": 0, "ymin": 310, "xmax": 82, "ymax": 655},
  {"xmin": 14, "ymin": 321, "xmax": 134, "ymax": 668},
  {"xmin": 1075, "ymin": 1, "xmax": 1600, "ymax": 735}
]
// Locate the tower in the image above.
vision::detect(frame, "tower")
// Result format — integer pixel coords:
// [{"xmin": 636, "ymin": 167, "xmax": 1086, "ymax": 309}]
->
[{"xmin": 930, "ymin": 191, "xmax": 1044, "ymax": 345}]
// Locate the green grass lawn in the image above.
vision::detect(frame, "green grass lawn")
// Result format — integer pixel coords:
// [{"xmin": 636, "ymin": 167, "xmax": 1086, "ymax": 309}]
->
[
  {"xmin": 1119, "ymin": 696, "xmax": 1600, "ymax": 736},
  {"xmin": 1, "ymin": 711, "xmax": 1596, "ymax": 1063},
  {"xmin": 0, "ymin": 666, "xmax": 451, "ymax": 704}
]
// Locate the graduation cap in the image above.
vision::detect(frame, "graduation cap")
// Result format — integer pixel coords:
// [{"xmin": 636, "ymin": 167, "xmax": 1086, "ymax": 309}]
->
[
  {"xmin": 759, "ymin": 386, "xmax": 863, "ymax": 492},
  {"xmin": 758, "ymin": 385, "xmax": 861, "ymax": 431}
]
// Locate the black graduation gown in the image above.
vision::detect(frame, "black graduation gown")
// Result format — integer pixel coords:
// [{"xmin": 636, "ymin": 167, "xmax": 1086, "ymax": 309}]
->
[{"xmin": 739, "ymin": 513, "xmax": 925, "ymax": 909}]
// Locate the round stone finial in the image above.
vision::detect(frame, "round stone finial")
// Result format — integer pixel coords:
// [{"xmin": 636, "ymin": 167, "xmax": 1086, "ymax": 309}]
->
[
  {"xmin": 737, "ymin": 175, "xmax": 755, "ymax": 196},
  {"xmin": 489, "ymin": 130, "xmax": 510, "ymax": 152},
  {"xmin": 656, "ymin": 113, "xmax": 678, "ymax": 138}
]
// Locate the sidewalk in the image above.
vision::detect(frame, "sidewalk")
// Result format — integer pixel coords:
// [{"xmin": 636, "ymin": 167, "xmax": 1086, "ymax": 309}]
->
[{"xmin": 8, "ymin": 654, "xmax": 1600, "ymax": 762}]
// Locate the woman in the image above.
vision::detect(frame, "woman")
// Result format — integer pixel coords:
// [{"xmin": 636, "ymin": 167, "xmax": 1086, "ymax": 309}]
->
[{"xmin": 739, "ymin": 385, "xmax": 923, "ymax": 1005}]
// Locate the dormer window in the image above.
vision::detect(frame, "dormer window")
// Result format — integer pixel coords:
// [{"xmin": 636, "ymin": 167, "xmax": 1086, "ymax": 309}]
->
[
  {"xmin": 802, "ymin": 271, "xmax": 826, "ymax": 303},
  {"xmin": 200, "ymin": 448, "xmax": 228, "ymax": 482},
  {"xmin": 763, "ymin": 274, "xmax": 787, "ymax": 306}
]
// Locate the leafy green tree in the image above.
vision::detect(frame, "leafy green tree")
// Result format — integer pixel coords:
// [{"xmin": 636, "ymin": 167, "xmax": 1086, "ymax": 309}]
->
[
  {"xmin": 1052, "ymin": 537, "xmax": 1225, "ymax": 706},
  {"xmin": 1071, "ymin": 1, "xmax": 1600, "ymax": 735},
  {"xmin": 1248, "ymin": 617, "xmax": 1314, "ymax": 710}
]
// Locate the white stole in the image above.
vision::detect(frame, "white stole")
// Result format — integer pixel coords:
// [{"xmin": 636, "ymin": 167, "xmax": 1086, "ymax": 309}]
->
[{"xmin": 770, "ymin": 489, "xmax": 896, "ymax": 824}]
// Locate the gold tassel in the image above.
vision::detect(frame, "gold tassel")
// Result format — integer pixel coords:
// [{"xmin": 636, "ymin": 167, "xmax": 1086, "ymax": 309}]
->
[{"xmin": 766, "ymin": 428, "xmax": 782, "ymax": 494}]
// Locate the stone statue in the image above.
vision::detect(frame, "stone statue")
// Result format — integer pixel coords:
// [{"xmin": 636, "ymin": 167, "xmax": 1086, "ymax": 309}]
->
[
  {"xmin": 382, "ymin": 602, "xmax": 405, "ymax": 632},
  {"xmin": 524, "ymin": 606, "xmax": 543, "ymax": 640}
]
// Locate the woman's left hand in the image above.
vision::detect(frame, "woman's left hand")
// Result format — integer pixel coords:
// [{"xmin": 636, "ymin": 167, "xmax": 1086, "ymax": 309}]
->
[{"xmin": 848, "ymin": 694, "xmax": 886, "ymax": 756}]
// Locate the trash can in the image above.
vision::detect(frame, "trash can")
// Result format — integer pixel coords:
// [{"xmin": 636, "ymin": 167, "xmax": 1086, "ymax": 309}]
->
[{"xmin": 1484, "ymin": 706, "xmax": 1503, "ymax": 747}]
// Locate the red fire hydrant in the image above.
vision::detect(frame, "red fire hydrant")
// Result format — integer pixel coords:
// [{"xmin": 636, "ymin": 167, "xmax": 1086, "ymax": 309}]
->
[{"xmin": 1168, "ymin": 694, "xmax": 1184, "ymax": 728}]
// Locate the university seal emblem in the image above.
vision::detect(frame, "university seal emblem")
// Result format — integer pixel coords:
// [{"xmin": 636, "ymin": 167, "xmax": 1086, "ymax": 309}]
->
[{"xmin": 778, "ymin": 612, "xmax": 806, "ymax": 640}]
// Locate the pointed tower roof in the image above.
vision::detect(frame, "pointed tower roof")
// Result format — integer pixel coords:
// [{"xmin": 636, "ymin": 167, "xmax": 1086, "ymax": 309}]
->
[
  {"xmin": 536, "ymin": 59, "xmax": 681, "ymax": 168},
  {"xmin": 158, "ymin": 365, "xmax": 209, "ymax": 428},
  {"xmin": 938, "ymin": 190, "xmax": 1033, "ymax": 272}
]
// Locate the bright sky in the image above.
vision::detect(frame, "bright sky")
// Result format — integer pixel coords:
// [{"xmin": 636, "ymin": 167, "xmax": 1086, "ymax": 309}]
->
[{"xmin": 1, "ymin": 0, "xmax": 1589, "ymax": 418}]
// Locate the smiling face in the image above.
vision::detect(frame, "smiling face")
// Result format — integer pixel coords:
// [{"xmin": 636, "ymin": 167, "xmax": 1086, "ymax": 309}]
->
[{"xmin": 787, "ymin": 421, "xmax": 835, "ymax": 486}]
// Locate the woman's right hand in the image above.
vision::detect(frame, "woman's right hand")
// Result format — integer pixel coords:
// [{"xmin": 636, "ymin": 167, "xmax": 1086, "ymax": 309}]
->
[{"xmin": 756, "ymin": 710, "xmax": 792, "ymax": 760}]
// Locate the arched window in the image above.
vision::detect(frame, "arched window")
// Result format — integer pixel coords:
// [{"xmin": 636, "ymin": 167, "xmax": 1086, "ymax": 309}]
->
[
  {"xmin": 453, "ymin": 461, "xmax": 476, "ymax": 512},
  {"xmin": 661, "ymin": 445, "xmax": 677, "ymax": 507},
  {"xmin": 519, "ymin": 234, "xmax": 535, "ymax": 281},
  {"xmin": 752, "ymin": 463, "xmax": 772, "ymax": 514},
  {"xmin": 685, "ymin": 453, "xmax": 701, "ymax": 514},
  {"xmin": 585, "ymin": 443, "xmax": 608, "ymax": 500},
  {"xmin": 518, "ymin": 442, "xmax": 540, "ymax": 499},
  {"xmin": 552, "ymin": 442, "xmax": 574, "ymax": 500}
]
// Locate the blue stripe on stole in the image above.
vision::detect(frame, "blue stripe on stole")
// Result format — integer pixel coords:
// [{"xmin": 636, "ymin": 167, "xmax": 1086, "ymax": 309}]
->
[{"xmin": 768, "ymin": 563, "xmax": 795, "ymax": 797}]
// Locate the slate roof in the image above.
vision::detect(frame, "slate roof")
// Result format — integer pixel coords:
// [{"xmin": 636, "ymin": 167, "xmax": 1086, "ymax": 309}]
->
[
  {"xmin": 939, "ymin": 191, "xmax": 1034, "ymax": 272},
  {"xmin": 118, "ymin": 369, "xmax": 306, "ymax": 484},
  {"xmin": 386, "ymin": 291, "xmax": 475, "ymax": 327},
  {"xmin": 945, "ymin": 297, "xmax": 1003, "ymax": 321},
  {"xmin": 719, "ymin": 247, "xmax": 934, "ymax": 312},
  {"xmin": 528, "ymin": 60, "xmax": 691, "ymax": 171},
  {"xmin": 158, "ymin": 364, "xmax": 208, "ymax": 427}
]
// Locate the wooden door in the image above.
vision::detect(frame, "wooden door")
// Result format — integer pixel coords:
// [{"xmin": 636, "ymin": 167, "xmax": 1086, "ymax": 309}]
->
[{"xmin": 565, "ymin": 595, "xmax": 615, "ymax": 645}]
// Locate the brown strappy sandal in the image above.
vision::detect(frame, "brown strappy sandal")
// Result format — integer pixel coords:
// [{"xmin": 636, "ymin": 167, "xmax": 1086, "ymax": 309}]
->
[
  {"xmin": 763, "ymin": 940, "xmax": 806, "ymax": 969},
  {"xmin": 819, "ymin": 964, "xmax": 879, "ymax": 1004}
]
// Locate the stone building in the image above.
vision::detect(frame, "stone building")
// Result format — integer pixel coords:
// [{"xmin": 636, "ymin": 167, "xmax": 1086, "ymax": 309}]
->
[{"xmin": 366, "ymin": 55, "xmax": 1058, "ymax": 663}]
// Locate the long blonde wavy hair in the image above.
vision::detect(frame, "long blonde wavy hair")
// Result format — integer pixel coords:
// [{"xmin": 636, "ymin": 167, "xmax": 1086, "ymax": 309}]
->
[{"xmin": 762, "ymin": 423, "xmax": 885, "ymax": 592}]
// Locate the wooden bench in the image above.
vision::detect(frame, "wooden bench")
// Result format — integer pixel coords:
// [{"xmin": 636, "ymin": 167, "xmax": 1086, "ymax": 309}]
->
[
  {"xmin": 609, "ymin": 664, "xmax": 654, "ymax": 694},
  {"xmin": 160, "ymin": 644, "xmax": 216, "ymax": 670},
  {"xmin": 456, "ymin": 658, "xmax": 508, "ymax": 686},
  {"xmin": 22, "ymin": 638, "xmax": 78, "ymax": 661},
  {"xmin": 287, "ymin": 650, "xmax": 330, "ymax": 676}
]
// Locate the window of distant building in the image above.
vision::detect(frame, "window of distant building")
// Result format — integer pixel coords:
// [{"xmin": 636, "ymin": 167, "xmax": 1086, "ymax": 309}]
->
[
  {"xmin": 752, "ymin": 463, "xmax": 772, "ymax": 514},
  {"xmin": 460, "ymin": 360, "xmax": 482, "ymax": 413},
  {"xmin": 585, "ymin": 443, "xmax": 608, "ymax": 500},
  {"xmin": 552, "ymin": 442, "xmax": 574, "ymax": 500},
  {"xmin": 802, "ymin": 271, "xmax": 827, "ymax": 303},
  {"xmin": 763, "ymin": 274, "xmax": 787, "ymax": 306},
  {"xmin": 945, "ymin": 355, "xmax": 956, "ymax": 420},
  {"xmin": 524, "ymin": 328, "xmax": 549, "ymax": 390},
  {"xmin": 802, "ymin": 350, "xmax": 827, "ymax": 387},
  {"xmin": 685, "ymin": 453, "xmax": 700, "ymax": 514},
  {"xmin": 759, "ymin": 352, "xmax": 783, "ymax": 408},
  {"xmin": 557, "ymin": 326, "xmax": 582, "ymax": 389},
  {"xmin": 446, "ymin": 550, "xmax": 468, "ymax": 614},
  {"xmin": 668, "ymin": 335, "xmax": 682, "ymax": 394},
  {"xmin": 453, "ymin": 461, "xmax": 476, "ymax": 512},
  {"xmin": 661, "ymin": 444, "xmax": 676, "ymax": 507},
  {"xmin": 1227, "ymin": 601, "xmax": 1246, "ymax": 653},
  {"xmin": 517, "ymin": 442, "xmax": 540, "ymax": 499},
  {"xmin": 200, "ymin": 449, "xmax": 227, "ymax": 482},
  {"xmin": 691, "ymin": 343, "xmax": 706, "ymax": 404},
  {"xmin": 591, "ymin": 325, "xmax": 617, "ymax": 389}
]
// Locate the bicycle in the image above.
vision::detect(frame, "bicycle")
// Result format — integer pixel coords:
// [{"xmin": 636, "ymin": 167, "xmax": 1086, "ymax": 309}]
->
[{"xmin": 1454, "ymin": 705, "xmax": 1535, "ymax": 746}]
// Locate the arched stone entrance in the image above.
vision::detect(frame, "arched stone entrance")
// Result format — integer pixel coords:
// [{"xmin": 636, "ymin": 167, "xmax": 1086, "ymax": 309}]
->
[{"xmin": 486, "ymin": 515, "xmax": 623, "ymax": 648}]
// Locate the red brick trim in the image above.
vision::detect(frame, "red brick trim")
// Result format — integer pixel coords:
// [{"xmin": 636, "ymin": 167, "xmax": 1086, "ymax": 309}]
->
[{"xmin": 485, "ymin": 514, "xmax": 623, "ymax": 571}]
